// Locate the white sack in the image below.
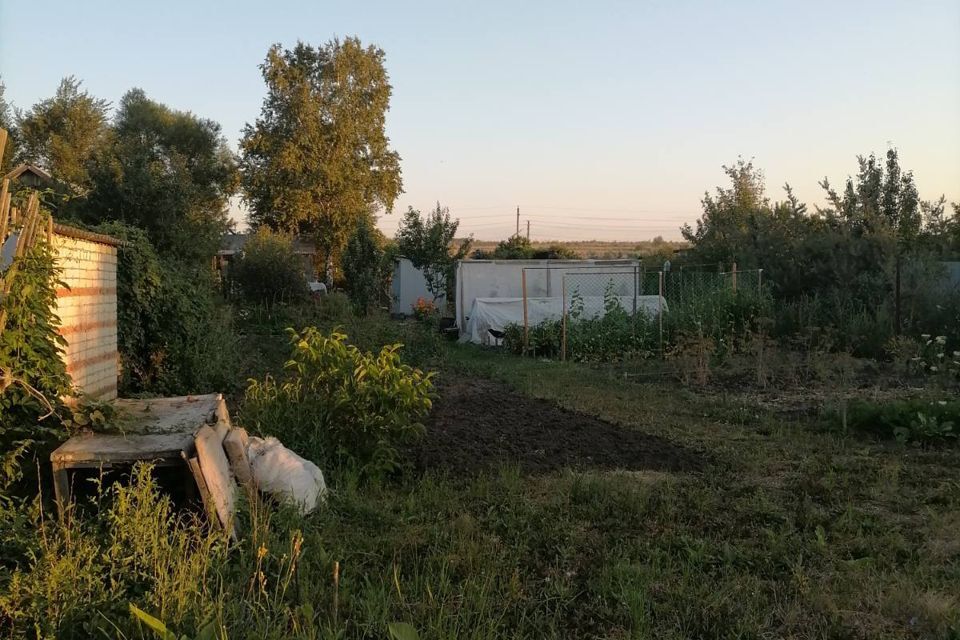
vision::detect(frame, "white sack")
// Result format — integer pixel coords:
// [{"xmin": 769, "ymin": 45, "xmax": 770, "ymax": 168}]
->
[
  {"xmin": 247, "ymin": 436, "xmax": 327, "ymax": 514},
  {"xmin": 460, "ymin": 295, "xmax": 667, "ymax": 345}
]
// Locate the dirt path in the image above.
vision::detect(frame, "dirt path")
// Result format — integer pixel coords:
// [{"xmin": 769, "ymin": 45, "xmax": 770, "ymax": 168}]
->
[{"xmin": 414, "ymin": 373, "xmax": 703, "ymax": 475}]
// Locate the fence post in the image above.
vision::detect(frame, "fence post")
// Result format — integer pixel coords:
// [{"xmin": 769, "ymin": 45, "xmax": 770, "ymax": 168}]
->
[
  {"xmin": 561, "ymin": 275, "xmax": 567, "ymax": 362},
  {"xmin": 522, "ymin": 268, "xmax": 529, "ymax": 353},
  {"xmin": 658, "ymin": 270, "xmax": 664, "ymax": 359},
  {"xmin": 757, "ymin": 268, "xmax": 763, "ymax": 292},
  {"xmin": 731, "ymin": 262, "xmax": 738, "ymax": 292}
]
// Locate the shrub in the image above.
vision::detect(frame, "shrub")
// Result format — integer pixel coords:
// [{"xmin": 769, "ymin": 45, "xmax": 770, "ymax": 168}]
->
[
  {"xmin": 242, "ymin": 328, "xmax": 435, "ymax": 479},
  {"xmin": 342, "ymin": 219, "xmax": 388, "ymax": 314},
  {"xmin": 841, "ymin": 397, "xmax": 960, "ymax": 445},
  {"xmin": 94, "ymin": 221, "xmax": 240, "ymax": 395},
  {"xmin": 230, "ymin": 228, "xmax": 308, "ymax": 305},
  {"xmin": 412, "ymin": 297, "xmax": 437, "ymax": 322}
]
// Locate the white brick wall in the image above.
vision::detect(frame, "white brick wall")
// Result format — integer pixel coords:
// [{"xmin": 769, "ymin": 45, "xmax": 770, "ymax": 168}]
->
[{"xmin": 52, "ymin": 234, "xmax": 119, "ymax": 400}]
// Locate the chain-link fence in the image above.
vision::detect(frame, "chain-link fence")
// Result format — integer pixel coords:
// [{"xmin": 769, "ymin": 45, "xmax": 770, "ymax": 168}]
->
[{"xmin": 518, "ymin": 264, "xmax": 764, "ymax": 360}]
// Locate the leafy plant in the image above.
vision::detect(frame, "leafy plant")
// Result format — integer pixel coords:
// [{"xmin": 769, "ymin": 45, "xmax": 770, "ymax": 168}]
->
[
  {"xmin": 0, "ymin": 229, "xmax": 71, "ymax": 464},
  {"xmin": 411, "ymin": 296, "xmax": 437, "ymax": 322},
  {"xmin": 242, "ymin": 327, "xmax": 435, "ymax": 479},
  {"xmin": 395, "ymin": 203, "xmax": 472, "ymax": 306},
  {"xmin": 342, "ymin": 219, "xmax": 389, "ymax": 314},
  {"xmin": 893, "ymin": 413, "xmax": 956, "ymax": 445},
  {"xmin": 841, "ymin": 398, "xmax": 960, "ymax": 445},
  {"xmin": 229, "ymin": 228, "xmax": 308, "ymax": 305},
  {"xmin": 96, "ymin": 221, "xmax": 240, "ymax": 396}
]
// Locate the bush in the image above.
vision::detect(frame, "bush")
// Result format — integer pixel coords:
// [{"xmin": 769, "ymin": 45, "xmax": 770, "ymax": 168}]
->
[
  {"xmin": 242, "ymin": 328, "xmax": 435, "ymax": 479},
  {"xmin": 841, "ymin": 397, "xmax": 960, "ymax": 445},
  {"xmin": 230, "ymin": 228, "xmax": 308, "ymax": 305},
  {"xmin": 95, "ymin": 222, "xmax": 240, "ymax": 395},
  {"xmin": 342, "ymin": 219, "xmax": 388, "ymax": 314}
]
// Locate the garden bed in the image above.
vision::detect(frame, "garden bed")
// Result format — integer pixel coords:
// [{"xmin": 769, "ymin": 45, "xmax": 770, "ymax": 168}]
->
[{"xmin": 415, "ymin": 373, "xmax": 703, "ymax": 474}]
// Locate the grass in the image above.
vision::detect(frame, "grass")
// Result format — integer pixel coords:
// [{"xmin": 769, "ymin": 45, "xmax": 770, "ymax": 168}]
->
[{"xmin": 2, "ymin": 311, "xmax": 959, "ymax": 638}]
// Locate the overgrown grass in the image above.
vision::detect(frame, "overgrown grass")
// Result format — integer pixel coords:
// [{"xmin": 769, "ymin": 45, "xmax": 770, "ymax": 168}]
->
[{"xmin": 2, "ymin": 312, "xmax": 959, "ymax": 638}]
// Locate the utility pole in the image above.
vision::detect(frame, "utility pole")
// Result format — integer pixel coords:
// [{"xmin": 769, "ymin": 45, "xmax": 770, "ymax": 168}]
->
[
  {"xmin": 516, "ymin": 206, "xmax": 520, "ymax": 237},
  {"xmin": 526, "ymin": 219, "xmax": 530, "ymax": 240}
]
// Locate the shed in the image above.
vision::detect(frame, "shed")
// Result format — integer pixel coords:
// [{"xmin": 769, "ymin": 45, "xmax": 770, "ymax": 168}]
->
[
  {"xmin": 391, "ymin": 257, "xmax": 438, "ymax": 316},
  {"xmin": 3, "ymin": 163, "xmax": 54, "ymax": 189}
]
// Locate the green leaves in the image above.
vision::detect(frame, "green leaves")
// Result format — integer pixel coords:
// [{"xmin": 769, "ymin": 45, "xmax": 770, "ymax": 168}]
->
[
  {"xmin": 343, "ymin": 219, "xmax": 389, "ymax": 314},
  {"xmin": 242, "ymin": 327, "xmax": 434, "ymax": 480},
  {"xmin": 240, "ymin": 38, "xmax": 402, "ymax": 281},
  {"xmin": 396, "ymin": 203, "xmax": 472, "ymax": 304},
  {"xmin": 387, "ymin": 621, "xmax": 421, "ymax": 640}
]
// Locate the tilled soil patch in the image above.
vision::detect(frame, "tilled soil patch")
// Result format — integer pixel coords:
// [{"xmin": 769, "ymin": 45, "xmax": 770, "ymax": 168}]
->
[{"xmin": 414, "ymin": 374, "xmax": 703, "ymax": 475}]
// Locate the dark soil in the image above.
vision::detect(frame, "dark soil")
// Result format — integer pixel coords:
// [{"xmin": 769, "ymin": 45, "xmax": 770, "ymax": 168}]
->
[{"xmin": 414, "ymin": 374, "xmax": 703, "ymax": 475}]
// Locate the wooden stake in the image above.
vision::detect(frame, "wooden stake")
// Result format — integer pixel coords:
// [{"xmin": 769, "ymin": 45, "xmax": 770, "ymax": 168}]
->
[{"xmin": 332, "ymin": 561, "xmax": 340, "ymax": 628}]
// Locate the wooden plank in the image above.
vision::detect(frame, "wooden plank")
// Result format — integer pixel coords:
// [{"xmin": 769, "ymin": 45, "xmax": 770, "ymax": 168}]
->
[
  {"xmin": 51, "ymin": 432, "xmax": 196, "ymax": 465},
  {"xmin": 110, "ymin": 394, "xmax": 221, "ymax": 435},
  {"xmin": 194, "ymin": 424, "xmax": 236, "ymax": 539},
  {"xmin": 182, "ymin": 451, "xmax": 217, "ymax": 525},
  {"xmin": 223, "ymin": 427, "xmax": 253, "ymax": 486}
]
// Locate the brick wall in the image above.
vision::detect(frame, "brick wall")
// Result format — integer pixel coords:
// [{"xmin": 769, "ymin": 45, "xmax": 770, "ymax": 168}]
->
[{"xmin": 52, "ymin": 231, "xmax": 119, "ymax": 400}]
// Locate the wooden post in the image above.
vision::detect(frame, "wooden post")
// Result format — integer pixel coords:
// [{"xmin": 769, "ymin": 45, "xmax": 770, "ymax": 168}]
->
[
  {"xmin": 731, "ymin": 262, "xmax": 738, "ymax": 292},
  {"xmin": 0, "ymin": 180, "xmax": 10, "ymax": 244},
  {"xmin": 522, "ymin": 268, "xmax": 529, "ymax": 353},
  {"xmin": 52, "ymin": 464, "xmax": 70, "ymax": 518},
  {"xmin": 561, "ymin": 275, "xmax": 567, "ymax": 361},
  {"xmin": 757, "ymin": 268, "xmax": 763, "ymax": 291}
]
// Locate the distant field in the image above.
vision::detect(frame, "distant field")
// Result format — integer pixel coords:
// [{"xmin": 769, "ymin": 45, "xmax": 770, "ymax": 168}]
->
[{"xmin": 462, "ymin": 238, "xmax": 688, "ymax": 259}]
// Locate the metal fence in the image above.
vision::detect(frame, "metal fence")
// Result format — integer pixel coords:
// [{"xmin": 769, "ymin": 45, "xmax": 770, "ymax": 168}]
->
[{"xmin": 520, "ymin": 264, "xmax": 763, "ymax": 360}]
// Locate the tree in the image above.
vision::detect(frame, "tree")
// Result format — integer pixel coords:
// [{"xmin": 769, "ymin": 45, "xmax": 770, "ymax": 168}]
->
[
  {"xmin": 490, "ymin": 235, "xmax": 534, "ymax": 260},
  {"xmin": 0, "ymin": 79, "xmax": 17, "ymax": 173},
  {"xmin": 395, "ymin": 203, "xmax": 472, "ymax": 304},
  {"xmin": 819, "ymin": 149, "xmax": 922, "ymax": 333},
  {"xmin": 80, "ymin": 89, "xmax": 237, "ymax": 262},
  {"xmin": 240, "ymin": 38, "xmax": 403, "ymax": 285},
  {"xmin": 342, "ymin": 219, "xmax": 388, "ymax": 314},
  {"xmin": 681, "ymin": 158, "xmax": 771, "ymax": 267},
  {"xmin": 15, "ymin": 77, "xmax": 110, "ymax": 193}
]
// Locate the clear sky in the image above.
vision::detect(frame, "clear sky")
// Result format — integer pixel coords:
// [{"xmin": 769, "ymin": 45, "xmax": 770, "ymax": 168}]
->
[{"xmin": 2, "ymin": 0, "xmax": 958, "ymax": 241}]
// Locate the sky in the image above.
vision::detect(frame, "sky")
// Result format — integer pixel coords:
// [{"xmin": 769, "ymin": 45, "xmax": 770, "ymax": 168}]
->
[{"xmin": 1, "ymin": 0, "xmax": 958, "ymax": 241}]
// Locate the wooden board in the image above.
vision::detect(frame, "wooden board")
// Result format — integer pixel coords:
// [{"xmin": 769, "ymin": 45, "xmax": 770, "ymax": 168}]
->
[
  {"xmin": 50, "ymin": 394, "xmax": 222, "ymax": 466},
  {"xmin": 51, "ymin": 432, "xmax": 196, "ymax": 466},
  {"xmin": 223, "ymin": 427, "xmax": 253, "ymax": 486},
  {"xmin": 194, "ymin": 424, "xmax": 237, "ymax": 538}
]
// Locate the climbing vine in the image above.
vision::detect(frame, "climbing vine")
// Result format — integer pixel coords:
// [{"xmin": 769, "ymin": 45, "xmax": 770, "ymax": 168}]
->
[{"xmin": 0, "ymin": 228, "xmax": 71, "ymax": 470}]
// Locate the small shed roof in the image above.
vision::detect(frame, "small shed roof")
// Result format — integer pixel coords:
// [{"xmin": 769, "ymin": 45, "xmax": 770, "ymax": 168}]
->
[{"xmin": 3, "ymin": 163, "xmax": 53, "ymax": 182}]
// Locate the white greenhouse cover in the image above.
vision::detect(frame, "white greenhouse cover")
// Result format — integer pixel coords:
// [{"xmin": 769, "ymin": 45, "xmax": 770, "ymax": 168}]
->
[{"xmin": 460, "ymin": 295, "xmax": 666, "ymax": 344}]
